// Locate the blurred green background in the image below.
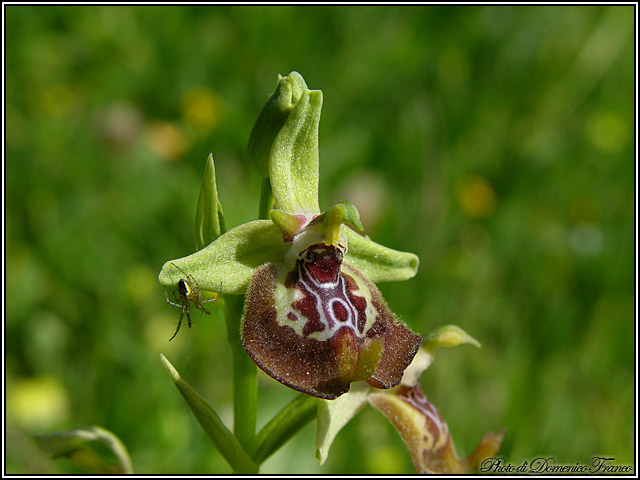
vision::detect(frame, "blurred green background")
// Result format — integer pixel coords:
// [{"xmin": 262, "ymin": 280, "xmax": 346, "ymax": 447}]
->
[{"xmin": 5, "ymin": 5, "xmax": 635, "ymax": 474}]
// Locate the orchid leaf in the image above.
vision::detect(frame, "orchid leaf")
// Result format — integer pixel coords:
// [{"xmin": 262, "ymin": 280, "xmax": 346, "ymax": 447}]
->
[
  {"xmin": 160, "ymin": 354, "xmax": 258, "ymax": 474},
  {"xmin": 195, "ymin": 153, "xmax": 225, "ymax": 250},
  {"xmin": 35, "ymin": 426, "xmax": 134, "ymax": 474}
]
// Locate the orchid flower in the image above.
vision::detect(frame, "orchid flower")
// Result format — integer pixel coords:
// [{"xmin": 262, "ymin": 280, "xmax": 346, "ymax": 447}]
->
[
  {"xmin": 158, "ymin": 72, "xmax": 421, "ymax": 400},
  {"xmin": 318, "ymin": 325, "xmax": 505, "ymax": 474}
]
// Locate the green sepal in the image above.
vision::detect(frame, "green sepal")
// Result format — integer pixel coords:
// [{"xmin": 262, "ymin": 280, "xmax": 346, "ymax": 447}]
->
[
  {"xmin": 248, "ymin": 72, "xmax": 308, "ymax": 178},
  {"xmin": 160, "ymin": 354, "xmax": 258, "ymax": 474},
  {"xmin": 316, "ymin": 383, "xmax": 370, "ymax": 465},
  {"xmin": 270, "ymin": 87, "xmax": 322, "ymax": 217},
  {"xmin": 424, "ymin": 325, "xmax": 481, "ymax": 353},
  {"xmin": 195, "ymin": 153, "xmax": 225, "ymax": 250},
  {"xmin": 35, "ymin": 426, "xmax": 134, "ymax": 474},
  {"xmin": 158, "ymin": 220, "xmax": 287, "ymax": 295},
  {"xmin": 343, "ymin": 226, "xmax": 420, "ymax": 283}
]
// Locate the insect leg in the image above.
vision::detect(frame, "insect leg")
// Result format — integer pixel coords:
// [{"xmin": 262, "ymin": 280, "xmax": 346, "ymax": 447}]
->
[
  {"xmin": 169, "ymin": 308, "xmax": 185, "ymax": 341},
  {"xmin": 185, "ymin": 309, "xmax": 193, "ymax": 328},
  {"xmin": 201, "ymin": 282, "xmax": 223, "ymax": 304},
  {"xmin": 165, "ymin": 287, "xmax": 182, "ymax": 308}
]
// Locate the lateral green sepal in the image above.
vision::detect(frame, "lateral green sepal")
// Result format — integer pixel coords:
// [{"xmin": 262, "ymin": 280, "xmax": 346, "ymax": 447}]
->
[
  {"xmin": 158, "ymin": 220, "xmax": 287, "ymax": 295},
  {"xmin": 343, "ymin": 226, "xmax": 419, "ymax": 283}
]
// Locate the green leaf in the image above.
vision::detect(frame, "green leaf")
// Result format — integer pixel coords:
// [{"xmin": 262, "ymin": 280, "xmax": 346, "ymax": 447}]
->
[
  {"xmin": 195, "ymin": 153, "xmax": 225, "ymax": 250},
  {"xmin": 248, "ymin": 72, "xmax": 308, "ymax": 178},
  {"xmin": 269, "ymin": 86, "xmax": 322, "ymax": 217},
  {"xmin": 160, "ymin": 354, "xmax": 258, "ymax": 474},
  {"xmin": 343, "ymin": 226, "xmax": 420, "ymax": 283},
  {"xmin": 316, "ymin": 383, "xmax": 370, "ymax": 465},
  {"xmin": 158, "ymin": 219, "xmax": 287, "ymax": 294},
  {"xmin": 35, "ymin": 426, "xmax": 134, "ymax": 474},
  {"xmin": 248, "ymin": 393, "xmax": 317, "ymax": 464}
]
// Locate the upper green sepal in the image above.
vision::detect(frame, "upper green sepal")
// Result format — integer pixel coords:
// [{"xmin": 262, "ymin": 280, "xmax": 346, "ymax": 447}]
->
[
  {"xmin": 342, "ymin": 226, "xmax": 420, "ymax": 283},
  {"xmin": 195, "ymin": 153, "xmax": 225, "ymax": 250},
  {"xmin": 247, "ymin": 72, "xmax": 309, "ymax": 178},
  {"xmin": 158, "ymin": 220, "xmax": 287, "ymax": 294},
  {"xmin": 269, "ymin": 82, "xmax": 322, "ymax": 217}
]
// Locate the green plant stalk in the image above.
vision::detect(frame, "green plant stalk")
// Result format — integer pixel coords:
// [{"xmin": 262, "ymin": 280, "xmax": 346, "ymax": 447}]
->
[
  {"xmin": 259, "ymin": 177, "xmax": 274, "ymax": 220},
  {"xmin": 224, "ymin": 177, "xmax": 272, "ymax": 449},
  {"xmin": 249, "ymin": 393, "xmax": 318, "ymax": 464},
  {"xmin": 224, "ymin": 295, "xmax": 257, "ymax": 451}
]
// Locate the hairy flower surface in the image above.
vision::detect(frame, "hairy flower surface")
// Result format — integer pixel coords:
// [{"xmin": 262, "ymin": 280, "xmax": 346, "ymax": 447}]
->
[{"xmin": 243, "ymin": 224, "xmax": 421, "ymax": 399}]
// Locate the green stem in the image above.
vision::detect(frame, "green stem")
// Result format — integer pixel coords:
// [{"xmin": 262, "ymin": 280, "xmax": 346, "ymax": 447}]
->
[
  {"xmin": 259, "ymin": 177, "xmax": 274, "ymax": 220},
  {"xmin": 224, "ymin": 295, "xmax": 257, "ymax": 451},
  {"xmin": 249, "ymin": 394, "xmax": 318, "ymax": 464}
]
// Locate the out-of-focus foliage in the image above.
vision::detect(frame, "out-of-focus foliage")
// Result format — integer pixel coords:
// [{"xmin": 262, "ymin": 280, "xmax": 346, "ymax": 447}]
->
[{"xmin": 5, "ymin": 5, "xmax": 634, "ymax": 474}]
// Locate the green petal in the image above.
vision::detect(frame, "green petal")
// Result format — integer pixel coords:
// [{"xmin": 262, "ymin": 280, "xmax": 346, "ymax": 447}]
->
[
  {"xmin": 158, "ymin": 220, "xmax": 286, "ymax": 295},
  {"xmin": 269, "ymin": 209, "xmax": 307, "ymax": 242},
  {"xmin": 316, "ymin": 383, "xmax": 370, "ymax": 465},
  {"xmin": 343, "ymin": 226, "xmax": 420, "ymax": 283},
  {"xmin": 270, "ymin": 87, "xmax": 322, "ymax": 217},
  {"xmin": 195, "ymin": 153, "xmax": 225, "ymax": 250}
]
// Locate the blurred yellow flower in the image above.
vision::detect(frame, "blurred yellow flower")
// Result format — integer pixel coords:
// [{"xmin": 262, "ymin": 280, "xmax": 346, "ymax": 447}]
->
[
  {"xmin": 146, "ymin": 122, "xmax": 187, "ymax": 161},
  {"xmin": 180, "ymin": 87, "xmax": 224, "ymax": 134},
  {"xmin": 455, "ymin": 175, "xmax": 497, "ymax": 219},
  {"xmin": 9, "ymin": 376, "xmax": 69, "ymax": 432}
]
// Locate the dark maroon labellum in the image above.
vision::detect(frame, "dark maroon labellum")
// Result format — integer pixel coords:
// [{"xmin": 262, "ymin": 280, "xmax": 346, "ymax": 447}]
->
[{"xmin": 242, "ymin": 242, "xmax": 421, "ymax": 399}]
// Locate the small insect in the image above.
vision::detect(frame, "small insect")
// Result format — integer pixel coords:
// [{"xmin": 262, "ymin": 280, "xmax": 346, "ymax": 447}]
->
[{"xmin": 164, "ymin": 263, "xmax": 222, "ymax": 341}]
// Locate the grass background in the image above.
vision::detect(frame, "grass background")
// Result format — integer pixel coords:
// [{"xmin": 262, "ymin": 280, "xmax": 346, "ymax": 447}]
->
[{"xmin": 5, "ymin": 5, "xmax": 635, "ymax": 474}]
